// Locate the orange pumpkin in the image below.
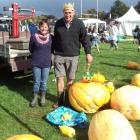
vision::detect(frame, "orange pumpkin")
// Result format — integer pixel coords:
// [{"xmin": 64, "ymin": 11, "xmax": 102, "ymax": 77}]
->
[
  {"xmin": 6, "ymin": 134, "xmax": 43, "ymax": 140},
  {"xmin": 68, "ymin": 82, "xmax": 110, "ymax": 113},
  {"xmin": 88, "ymin": 109, "xmax": 137, "ymax": 140},
  {"xmin": 110, "ymin": 85, "xmax": 140, "ymax": 120},
  {"xmin": 127, "ymin": 61, "xmax": 139, "ymax": 69}
]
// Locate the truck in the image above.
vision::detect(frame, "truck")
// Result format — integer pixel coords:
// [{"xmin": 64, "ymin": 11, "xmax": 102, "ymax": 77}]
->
[{"xmin": 0, "ymin": 3, "xmax": 35, "ymax": 72}]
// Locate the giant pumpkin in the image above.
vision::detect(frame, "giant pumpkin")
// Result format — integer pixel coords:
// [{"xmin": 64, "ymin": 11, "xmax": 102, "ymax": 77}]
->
[
  {"xmin": 88, "ymin": 109, "xmax": 137, "ymax": 140},
  {"xmin": 6, "ymin": 134, "xmax": 43, "ymax": 140},
  {"xmin": 68, "ymin": 82, "xmax": 110, "ymax": 113},
  {"xmin": 110, "ymin": 85, "xmax": 140, "ymax": 120}
]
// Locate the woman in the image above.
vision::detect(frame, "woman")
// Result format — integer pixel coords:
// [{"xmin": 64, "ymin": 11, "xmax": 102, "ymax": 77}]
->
[{"xmin": 29, "ymin": 19, "xmax": 52, "ymax": 107}]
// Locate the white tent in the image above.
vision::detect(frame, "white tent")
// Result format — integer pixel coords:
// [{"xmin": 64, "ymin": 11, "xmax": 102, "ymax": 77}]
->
[
  {"xmin": 83, "ymin": 18, "xmax": 106, "ymax": 28},
  {"xmin": 115, "ymin": 6, "xmax": 140, "ymax": 36}
]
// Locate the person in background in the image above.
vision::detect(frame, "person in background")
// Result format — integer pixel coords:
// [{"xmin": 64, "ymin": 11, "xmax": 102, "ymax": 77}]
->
[
  {"xmin": 52, "ymin": 3, "xmax": 93, "ymax": 108},
  {"xmin": 27, "ymin": 18, "xmax": 38, "ymax": 36},
  {"xmin": 108, "ymin": 21, "xmax": 119, "ymax": 50},
  {"xmin": 137, "ymin": 28, "xmax": 140, "ymax": 52},
  {"xmin": 132, "ymin": 25, "xmax": 139, "ymax": 44},
  {"xmin": 87, "ymin": 26, "xmax": 93, "ymax": 42},
  {"xmin": 92, "ymin": 27, "xmax": 100, "ymax": 53},
  {"xmin": 29, "ymin": 19, "xmax": 52, "ymax": 107}
]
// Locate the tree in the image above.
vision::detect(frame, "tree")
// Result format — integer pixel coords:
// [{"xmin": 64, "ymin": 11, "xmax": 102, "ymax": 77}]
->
[
  {"xmin": 84, "ymin": 8, "xmax": 97, "ymax": 18},
  {"xmin": 135, "ymin": 1, "xmax": 140, "ymax": 14},
  {"xmin": 84, "ymin": 8, "xmax": 107, "ymax": 19},
  {"xmin": 110, "ymin": 0, "xmax": 129, "ymax": 19}
]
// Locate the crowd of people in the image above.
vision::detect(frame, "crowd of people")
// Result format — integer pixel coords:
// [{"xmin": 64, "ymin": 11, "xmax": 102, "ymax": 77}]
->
[{"xmin": 86, "ymin": 20, "xmax": 119, "ymax": 52}]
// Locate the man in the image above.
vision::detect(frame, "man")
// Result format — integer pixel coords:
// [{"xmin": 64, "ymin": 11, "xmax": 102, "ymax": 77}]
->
[
  {"xmin": 27, "ymin": 19, "xmax": 38, "ymax": 35},
  {"xmin": 52, "ymin": 3, "xmax": 93, "ymax": 108},
  {"xmin": 132, "ymin": 25, "xmax": 139, "ymax": 44}
]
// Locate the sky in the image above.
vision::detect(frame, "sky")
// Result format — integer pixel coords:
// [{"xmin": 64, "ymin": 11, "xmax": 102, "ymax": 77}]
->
[{"xmin": 0, "ymin": 0, "xmax": 139, "ymax": 17}]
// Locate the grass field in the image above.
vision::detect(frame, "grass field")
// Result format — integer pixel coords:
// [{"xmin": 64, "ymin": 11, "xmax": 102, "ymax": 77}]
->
[{"xmin": 0, "ymin": 40, "xmax": 140, "ymax": 140}]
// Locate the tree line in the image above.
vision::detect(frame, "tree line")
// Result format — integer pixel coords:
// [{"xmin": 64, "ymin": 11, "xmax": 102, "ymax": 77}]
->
[{"xmin": 83, "ymin": 0, "xmax": 140, "ymax": 20}]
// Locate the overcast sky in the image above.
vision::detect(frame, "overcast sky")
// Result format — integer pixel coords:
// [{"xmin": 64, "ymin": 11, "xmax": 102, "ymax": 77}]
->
[{"xmin": 0, "ymin": 0, "xmax": 139, "ymax": 17}]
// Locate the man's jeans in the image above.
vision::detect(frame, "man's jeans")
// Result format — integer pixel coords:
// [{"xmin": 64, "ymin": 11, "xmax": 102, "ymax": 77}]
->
[{"xmin": 33, "ymin": 67, "xmax": 50, "ymax": 93}]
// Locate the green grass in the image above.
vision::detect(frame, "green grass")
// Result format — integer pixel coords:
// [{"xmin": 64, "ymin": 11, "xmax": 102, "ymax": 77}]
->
[{"xmin": 0, "ymin": 40, "xmax": 140, "ymax": 140}]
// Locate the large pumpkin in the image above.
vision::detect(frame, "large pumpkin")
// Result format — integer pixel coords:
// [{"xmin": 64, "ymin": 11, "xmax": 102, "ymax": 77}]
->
[
  {"xmin": 68, "ymin": 82, "xmax": 110, "ymax": 113},
  {"xmin": 6, "ymin": 134, "xmax": 43, "ymax": 140},
  {"xmin": 110, "ymin": 85, "xmax": 140, "ymax": 120},
  {"xmin": 88, "ymin": 109, "xmax": 137, "ymax": 140},
  {"xmin": 131, "ymin": 73, "xmax": 140, "ymax": 87}
]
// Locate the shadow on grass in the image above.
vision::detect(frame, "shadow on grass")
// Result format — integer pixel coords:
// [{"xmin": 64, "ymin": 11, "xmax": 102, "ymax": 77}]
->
[
  {"xmin": 0, "ymin": 66, "xmax": 57, "ymax": 103},
  {"xmin": 101, "ymin": 62, "xmax": 140, "ymax": 72},
  {"xmin": 75, "ymin": 128, "xmax": 88, "ymax": 140},
  {"xmin": 0, "ymin": 103, "xmax": 47, "ymax": 140},
  {"xmin": 100, "ymin": 62, "xmax": 126, "ymax": 68},
  {"xmin": 0, "ymin": 66, "xmax": 33, "ymax": 101}
]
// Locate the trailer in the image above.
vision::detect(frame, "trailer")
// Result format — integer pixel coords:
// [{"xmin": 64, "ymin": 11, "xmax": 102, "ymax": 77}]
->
[
  {"xmin": 0, "ymin": 3, "xmax": 35, "ymax": 72},
  {"xmin": 0, "ymin": 31, "xmax": 31, "ymax": 72}
]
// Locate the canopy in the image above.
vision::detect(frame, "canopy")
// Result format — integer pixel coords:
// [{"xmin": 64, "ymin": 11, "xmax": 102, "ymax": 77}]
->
[
  {"xmin": 115, "ymin": 6, "xmax": 140, "ymax": 35},
  {"xmin": 83, "ymin": 18, "xmax": 106, "ymax": 28}
]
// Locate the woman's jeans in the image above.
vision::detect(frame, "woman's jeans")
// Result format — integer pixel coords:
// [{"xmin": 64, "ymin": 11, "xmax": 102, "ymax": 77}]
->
[{"xmin": 33, "ymin": 67, "xmax": 50, "ymax": 94}]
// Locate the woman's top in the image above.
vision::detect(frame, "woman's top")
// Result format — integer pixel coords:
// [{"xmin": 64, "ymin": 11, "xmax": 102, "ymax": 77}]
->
[{"xmin": 29, "ymin": 33, "xmax": 52, "ymax": 68}]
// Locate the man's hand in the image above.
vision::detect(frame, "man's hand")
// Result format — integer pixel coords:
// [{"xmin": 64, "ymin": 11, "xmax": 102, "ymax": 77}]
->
[
  {"xmin": 86, "ymin": 54, "xmax": 93, "ymax": 73},
  {"xmin": 86, "ymin": 54, "xmax": 93, "ymax": 64}
]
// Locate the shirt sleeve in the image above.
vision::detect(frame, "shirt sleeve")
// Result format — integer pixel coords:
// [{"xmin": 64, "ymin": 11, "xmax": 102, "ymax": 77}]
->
[{"xmin": 79, "ymin": 21, "xmax": 92, "ymax": 54}]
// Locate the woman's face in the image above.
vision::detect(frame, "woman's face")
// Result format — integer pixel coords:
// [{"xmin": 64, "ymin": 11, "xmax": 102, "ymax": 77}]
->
[{"xmin": 39, "ymin": 23, "xmax": 49, "ymax": 35}]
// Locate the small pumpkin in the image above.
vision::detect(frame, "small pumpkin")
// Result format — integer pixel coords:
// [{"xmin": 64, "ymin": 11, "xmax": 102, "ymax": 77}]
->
[
  {"xmin": 6, "ymin": 134, "xmax": 43, "ymax": 140},
  {"xmin": 88, "ymin": 109, "xmax": 137, "ymax": 140},
  {"xmin": 92, "ymin": 73, "xmax": 106, "ymax": 83},
  {"xmin": 80, "ymin": 75, "xmax": 93, "ymax": 83},
  {"xmin": 131, "ymin": 73, "xmax": 140, "ymax": 87},
  {"xmin": 68, "ymin": 82, "xmax": 110, "ymax": 113},
  {"xmin": 127, "ymin": 61, "xmax": 139, "ymax": 69},
  {"xmin": 105, "ymin": 81, "xmax": 115, "ymax": 94},
  {"xmin": 110, "ymin": 85, "xmax": 140, "ymax": 120}
]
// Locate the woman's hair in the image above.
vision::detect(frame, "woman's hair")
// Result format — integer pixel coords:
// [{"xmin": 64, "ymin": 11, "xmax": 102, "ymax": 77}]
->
[{"xmin": 39, "ymin": 19, "xmax": 49, "ymax": 27}]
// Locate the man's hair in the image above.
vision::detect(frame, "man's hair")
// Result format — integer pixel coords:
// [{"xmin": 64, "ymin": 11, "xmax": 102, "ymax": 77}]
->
[{"xmin": 63, "ymin": 3, "xmax": 74, "ymax": 11}]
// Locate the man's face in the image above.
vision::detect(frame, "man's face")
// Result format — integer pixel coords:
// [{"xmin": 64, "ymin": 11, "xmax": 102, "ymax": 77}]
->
[{"xmin": 63, "ymin": 8, "xmax": 75, "ymax": 23}]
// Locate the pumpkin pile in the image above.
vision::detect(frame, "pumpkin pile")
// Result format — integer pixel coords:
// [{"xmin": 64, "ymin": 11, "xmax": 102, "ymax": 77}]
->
[
  {"xmin": 80, "ymin": 72, "xmax": 106, "ymax": 83},
  {"xmin": 110, "ymin": 73, "xmax": 140, "ymax": 121},
  {"xmin": 87, "ymin": 73, "xmax": 139, "ymax": 140}
]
